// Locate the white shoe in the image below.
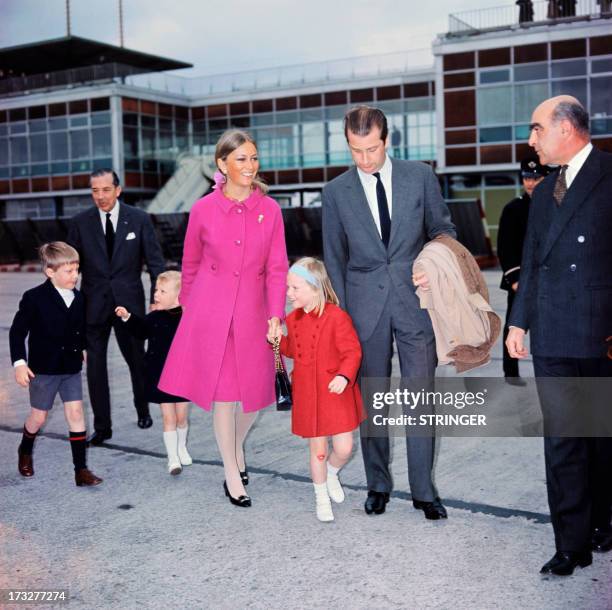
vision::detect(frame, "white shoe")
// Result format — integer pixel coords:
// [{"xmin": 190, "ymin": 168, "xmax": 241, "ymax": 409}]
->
[
  {"xmin": 178, "ymin": 446, "xmax": 192, "ymax": 466},
  {"xmin": 163, "ymin": 431, "xmax": 182, "ymax": 475},
  {"xmin": 316, "ymin": 496, "xmax": 334, "ymax": 522},
  {"xmin": 177, "ymin": 426, "xmax": 192, "ymax": 465},
  {"xmin": 326, "ymin": 473, "xmax": 345, "ymax": 503},
  {"xmin": 168, "ymin": 457, "xmax": 182, "ymax": 475}
]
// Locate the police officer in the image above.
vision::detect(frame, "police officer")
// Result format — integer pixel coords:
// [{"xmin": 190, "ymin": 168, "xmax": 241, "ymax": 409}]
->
[{"xmin": 497, "ymin": 155, "xmax": 550, "ymax": 385}]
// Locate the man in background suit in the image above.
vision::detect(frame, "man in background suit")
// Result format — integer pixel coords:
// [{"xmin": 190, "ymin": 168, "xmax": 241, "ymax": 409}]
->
[
  {"xmin": 68, "ymin": 169, "xmax": 165, "ymax": 445},
  {"xmin": 323, "ymin": 106, "xmax": 456, "ymax": 519},
  {"xmin": 507, "ymin": 96, "xmax": 612, "ymax": 575},
  {"xmin": 497, "ymin": 155, "xmax": 550, "ymax": 385}
]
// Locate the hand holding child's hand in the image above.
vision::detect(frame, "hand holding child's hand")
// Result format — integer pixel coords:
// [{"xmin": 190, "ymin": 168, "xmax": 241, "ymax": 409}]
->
[
  {"xmin": 328, "ymin": 375, "xmax": 348, "ymax": 394},
  {"xmin": 114, "ymin": 306, "xmax": 130, "ymax": 320},
  {"xmin": 267, "ymin": 318, "xmax": 283, "ymax": 344},
  {"xmin": 15, "ymin": 364, "xmax": 35, "ymax": 387}
]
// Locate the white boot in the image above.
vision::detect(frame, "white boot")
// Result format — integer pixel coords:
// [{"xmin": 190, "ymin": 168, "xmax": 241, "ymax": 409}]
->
[
  {"xmin": 163, "ymin": 431, "xmax": 182, "ymax": 475},
  {"xmin": 326, "ymin": 463, "xmax": 345, "ymax": 503},
  {"xmin": 177, "ymin": 425, "xmax": 192, "ymax": 466},
  {"xmin": 314, "ymin": 482, "xmax": 334, "ymax": 522}
]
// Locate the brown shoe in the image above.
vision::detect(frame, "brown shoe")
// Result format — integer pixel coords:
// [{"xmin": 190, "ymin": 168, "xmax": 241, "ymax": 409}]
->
[
  {"xmin": 18, "ymin": 451, "xmax": 34, "ymax": 477},
  {"xmin": 75, "ymin": 468, "xmax": 103, "ymax": 487}
]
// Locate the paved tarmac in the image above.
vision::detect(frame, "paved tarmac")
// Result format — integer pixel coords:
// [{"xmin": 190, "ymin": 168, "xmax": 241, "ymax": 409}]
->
[{"xmin": 0, "ymin": 271, "xmax": 610, "ymax": 610}]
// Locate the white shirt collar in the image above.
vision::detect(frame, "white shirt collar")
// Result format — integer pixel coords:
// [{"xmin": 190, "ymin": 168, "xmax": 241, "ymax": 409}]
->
[
  {"xmin": 54, "ymin": 285, "xmax": 75, "ymax": 306},
  {"xmin": 99, "ymin": 200, "xmax": 120, "ymax": 222},
  {"xmin": 564, "ymin": 142, "xmax": 593, "ymax": 188},
  {"xmin": 357, "ymin": 154, "xmax": 392, "ymax": 183}
]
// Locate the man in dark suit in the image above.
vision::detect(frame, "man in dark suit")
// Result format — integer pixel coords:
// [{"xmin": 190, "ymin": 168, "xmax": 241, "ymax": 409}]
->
[
  {"xmin": 67, "ymin": 169, "xmax": 165, "ymax": 445},
  {"xmin": 507, "ymin": 96, "xmax": 612, "ymax": 575},
  {"xmin": 497, "ymin": 156, "xmax": 550, "ymax": 385},
  {"xmin": 322, "ymin": 106, "xmax": 456, "ymax": 519}
]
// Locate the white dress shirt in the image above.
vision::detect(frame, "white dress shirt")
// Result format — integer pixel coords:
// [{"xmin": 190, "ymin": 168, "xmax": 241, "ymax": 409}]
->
[
  {"xmin": 13, "ymin": 285, "xmax": 75, "ymax": 367},
  {"xmin": 356, "ymin": 155, "xmax": 393, "ymax": 237},
  {"xmin": 564, "ymin": 142, "xmax": 593, "ymax": 189},
  {"xmin": 99, "ymin": 201, "xmax": 120, "ymax": 234}
]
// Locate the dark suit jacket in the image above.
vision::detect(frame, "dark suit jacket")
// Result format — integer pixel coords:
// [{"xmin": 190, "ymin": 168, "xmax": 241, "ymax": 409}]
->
[
  {"xmin": 322, "ymin": 158, "xmax": 456, "ymax": 341},
  {"xmin": 9, "ymin": 279, "xmax": 86, "ymax": 375},
  {"xmin": 67, "ymin": 202, "xmax": 165, "ymax": 324},
  {"xmin": 497, "ymin": 193, "xmax": 531, "ymax": 291},
  {"xmin": 509, "ymin": 147, "xmax": 612, "ymax": 358},
  {"xmin": 124, "ymin": 307, "xmax": 186, "ymax": 403}
]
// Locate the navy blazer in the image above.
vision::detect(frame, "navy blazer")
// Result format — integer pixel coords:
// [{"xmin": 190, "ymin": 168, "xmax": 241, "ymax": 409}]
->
[
  {"xmin": 509, "ymin": 147, "xmax": 612, "ymax": 358},
  {"xmin": 9, "ymin": 279, "xmax": 87, "ymax": 375},
  {"xmin": 67, "ymin": 202, "xmax": 165, "ymax": 323},
  {"xmin": 322, "ymin": 158, "xmax": 456, "ymax": 341}
]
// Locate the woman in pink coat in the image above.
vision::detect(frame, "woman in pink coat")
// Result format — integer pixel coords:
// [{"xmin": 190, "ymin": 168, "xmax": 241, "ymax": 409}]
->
[{"xmin": 159, "ymin": 129, "xmax": 288, "ymax": 507}]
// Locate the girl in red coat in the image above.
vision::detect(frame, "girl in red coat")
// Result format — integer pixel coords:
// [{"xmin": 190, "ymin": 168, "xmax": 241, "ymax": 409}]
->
[{"xmin": 268, "ymin": 257, "xmax": 365, "ymax": 522}]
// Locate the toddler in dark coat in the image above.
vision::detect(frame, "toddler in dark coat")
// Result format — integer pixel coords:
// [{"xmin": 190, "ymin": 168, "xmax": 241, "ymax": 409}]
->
[{"xmin": 115, "ymin": 271, "xmax": 190, "ymax": 474}]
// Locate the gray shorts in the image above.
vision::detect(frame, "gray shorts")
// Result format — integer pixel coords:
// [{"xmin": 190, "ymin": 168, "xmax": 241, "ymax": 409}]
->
[{"xmin": 29, "ymin": 373, "xmax": 83, "ymax": 411}]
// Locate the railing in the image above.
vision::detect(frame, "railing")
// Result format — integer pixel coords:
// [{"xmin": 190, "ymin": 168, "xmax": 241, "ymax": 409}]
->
[
  {"xmin": 124, "ymin": 49, "xmax": 434, "ymax": 98},
  {"xmin": 0, "ymin": 48, "xmax": 434, "ymax": 99},
  {"xmin": 448, "ymin": 0, "xmax": 611, "ymax": 35},
  {"xmin": 0, "ymin": 62, "xmax": 152, "ymax": 97}
]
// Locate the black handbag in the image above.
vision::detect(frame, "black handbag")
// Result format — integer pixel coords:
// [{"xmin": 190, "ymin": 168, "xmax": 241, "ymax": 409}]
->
[{"xmin": 273, "ymin": 338, "xmax": 292, "ymax": 411}]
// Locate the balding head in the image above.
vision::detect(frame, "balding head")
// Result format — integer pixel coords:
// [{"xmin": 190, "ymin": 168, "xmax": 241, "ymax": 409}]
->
[{"xmin": 528, "ymin": 96, "xmax": 590, "ymax": 165}]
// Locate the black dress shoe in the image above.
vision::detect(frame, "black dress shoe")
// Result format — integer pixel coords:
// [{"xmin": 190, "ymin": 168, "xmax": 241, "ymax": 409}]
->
[
  {"xmin": 592, "ymin": 527, "xmax": 612, "ymax": 553},
  {"xmin": 240, "ymin": 468, "xmax": 249, "ymax": 486},
  {"xmin": 223, "ymin": 481, "xmax": 251, "ymax": 507},
  {"xmin": 413, "ymin": 497, "xmax": 448, "ymax": 520},
  {"xmin": 87, "ymin": 430, "xmax": 112, "ymax": 446},
  {"xmin": 18, "ymin": 451, "xmax": 34, "ymax": 477},
  {"xmin": 540, "ymin": 550, "xmax": 592, "ymax": 576},
  {"xmin": 137, "ymin": 415, "xmax": 153, "ymax": 429},
  {"xmin": 364, "ymin": 490, "xmax": 390, "ymax": 515}
]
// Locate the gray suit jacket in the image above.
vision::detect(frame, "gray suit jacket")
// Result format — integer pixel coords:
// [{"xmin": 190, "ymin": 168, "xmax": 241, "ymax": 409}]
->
[
  {"xmin": 67, "ymin": 202, "xmax": 166, "ymax": 324},
  {"xmin": 322, "ymin": 158, "xmax": 456, "ymax": 341}
]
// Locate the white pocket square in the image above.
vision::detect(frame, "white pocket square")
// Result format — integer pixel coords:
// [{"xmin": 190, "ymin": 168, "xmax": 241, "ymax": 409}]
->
[{"xmin": 126, "ymin": 232, "xmax": 136, "ymax": 240}]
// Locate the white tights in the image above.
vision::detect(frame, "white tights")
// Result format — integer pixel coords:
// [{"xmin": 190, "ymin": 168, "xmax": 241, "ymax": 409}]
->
[{"xmin": 213, "ymin": 402, "xmax": 257, "ymax": 498}]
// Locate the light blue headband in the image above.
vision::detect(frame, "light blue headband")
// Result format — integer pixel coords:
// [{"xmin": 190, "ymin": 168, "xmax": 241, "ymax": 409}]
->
[{"xmin": 289, "ymin": 264, "xmax": 320, "ymax": 288}]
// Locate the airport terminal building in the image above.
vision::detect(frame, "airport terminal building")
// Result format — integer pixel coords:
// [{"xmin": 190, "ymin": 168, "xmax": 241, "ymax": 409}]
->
[{"xmin": 0, "ymin": 3, "xmax": 610, "ymax": 248}]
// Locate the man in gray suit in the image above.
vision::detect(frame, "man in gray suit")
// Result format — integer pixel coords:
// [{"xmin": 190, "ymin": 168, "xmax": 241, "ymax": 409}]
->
[{"xmin": 322, "ymin": 106, "xmax": 455, "ymax": 518}]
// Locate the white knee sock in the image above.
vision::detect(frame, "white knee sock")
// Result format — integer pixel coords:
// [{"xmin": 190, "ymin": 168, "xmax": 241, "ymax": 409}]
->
[
  {"xmin": 326, "ymin": 463, "xmax": 345, "ymax": 503},
  {"xmin": 176, "ymin": 425, "xmax": 192, "ymax": 465},
  {"xmin": 314, "ymin": 482, "xmax": 334, "ymax": 522},
  {"xmin": 163, "ymin": 430, "xmax": 182, "ymax": 475}
]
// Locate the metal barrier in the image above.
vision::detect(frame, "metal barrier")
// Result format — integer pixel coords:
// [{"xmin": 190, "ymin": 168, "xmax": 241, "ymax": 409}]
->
[{"xmin": 0, "ymin": 200, "xmax": 495, "ymax": 269}]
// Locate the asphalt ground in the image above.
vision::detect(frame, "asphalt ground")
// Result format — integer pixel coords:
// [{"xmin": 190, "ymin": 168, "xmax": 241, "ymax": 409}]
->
[{"xmin": 1, "ymin": 271, "xmax": 610, "ymax": 610}]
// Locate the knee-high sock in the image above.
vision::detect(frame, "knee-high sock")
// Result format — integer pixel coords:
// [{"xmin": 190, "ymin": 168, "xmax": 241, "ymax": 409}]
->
[
  {"xmin": 19, "ymin": 425, "xmax": 38, "ymax": 455},
  {"xmin": 69, "ymin": 430, "xmax": 87, "ymax": 471},
  {"xmin": 213, "ymin": 402, "xmax": 245, "ymax": 498}
]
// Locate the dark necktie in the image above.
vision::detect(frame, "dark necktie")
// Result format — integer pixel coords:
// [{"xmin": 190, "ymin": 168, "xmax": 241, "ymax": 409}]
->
[
  {"xmin": 105, "ymin": 212, "xmax": 115, "ymax": 259},
  {"xmin": 553, "ymin": 165, "xmax": 568, "ymax": 206},
  {"xmin": 373, "ymin": 172, "xmax": 391, "ymax": 248}
]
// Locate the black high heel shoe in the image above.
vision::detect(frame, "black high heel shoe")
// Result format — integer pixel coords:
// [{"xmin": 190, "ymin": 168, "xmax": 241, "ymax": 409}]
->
[
  {"xmin": 240, "ymin": 466, "xmax": 249, "ymax": 486},
  {"xmin": 223, "ymin": 481, "xmax": 251, "ymax": 507}
]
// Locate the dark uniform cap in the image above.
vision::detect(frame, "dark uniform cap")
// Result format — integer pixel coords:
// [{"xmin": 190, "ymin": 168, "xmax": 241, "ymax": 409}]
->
[{"xmin": 520, "ymin": 156, "xmax": 551, "ymax": 178}]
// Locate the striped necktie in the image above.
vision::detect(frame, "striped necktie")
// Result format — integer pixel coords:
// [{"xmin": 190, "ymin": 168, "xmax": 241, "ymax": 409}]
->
[{"xmin": 553, "ymin": 165, "xmax": 568, "ymax": 206}]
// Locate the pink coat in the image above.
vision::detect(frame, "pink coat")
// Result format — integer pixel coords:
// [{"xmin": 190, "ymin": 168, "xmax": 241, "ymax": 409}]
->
[{"xmin": 158, "ymin": 188, "xmax": 288, "ymax": 412}]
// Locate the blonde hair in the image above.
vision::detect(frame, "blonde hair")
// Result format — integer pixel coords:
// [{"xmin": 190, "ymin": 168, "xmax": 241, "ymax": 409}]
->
[
  {"xmin": 39, "ymin": 241, "xmax": 79, "ymax": 271},
  {"xmin": 156, "ymin": 270, "xmax": 181, "ymax": 293},
  {"xmin": 291, "ymin": 257, "xmax": 339, "ymax": 317},
  {"xmin": 215, "ymin": 129, "xmax": 269, "ymax": 195}
]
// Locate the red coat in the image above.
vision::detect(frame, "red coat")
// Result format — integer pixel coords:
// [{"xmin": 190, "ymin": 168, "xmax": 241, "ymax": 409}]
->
[{"xmin": 280, "ymin": 303, "xmax": 365, "ymax": 438}]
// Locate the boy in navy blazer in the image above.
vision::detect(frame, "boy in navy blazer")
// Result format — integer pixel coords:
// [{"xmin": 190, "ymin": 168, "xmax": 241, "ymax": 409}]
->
[{"xmin": 9, "ymin": 242, "xmax": 103, "ymax": 487}]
